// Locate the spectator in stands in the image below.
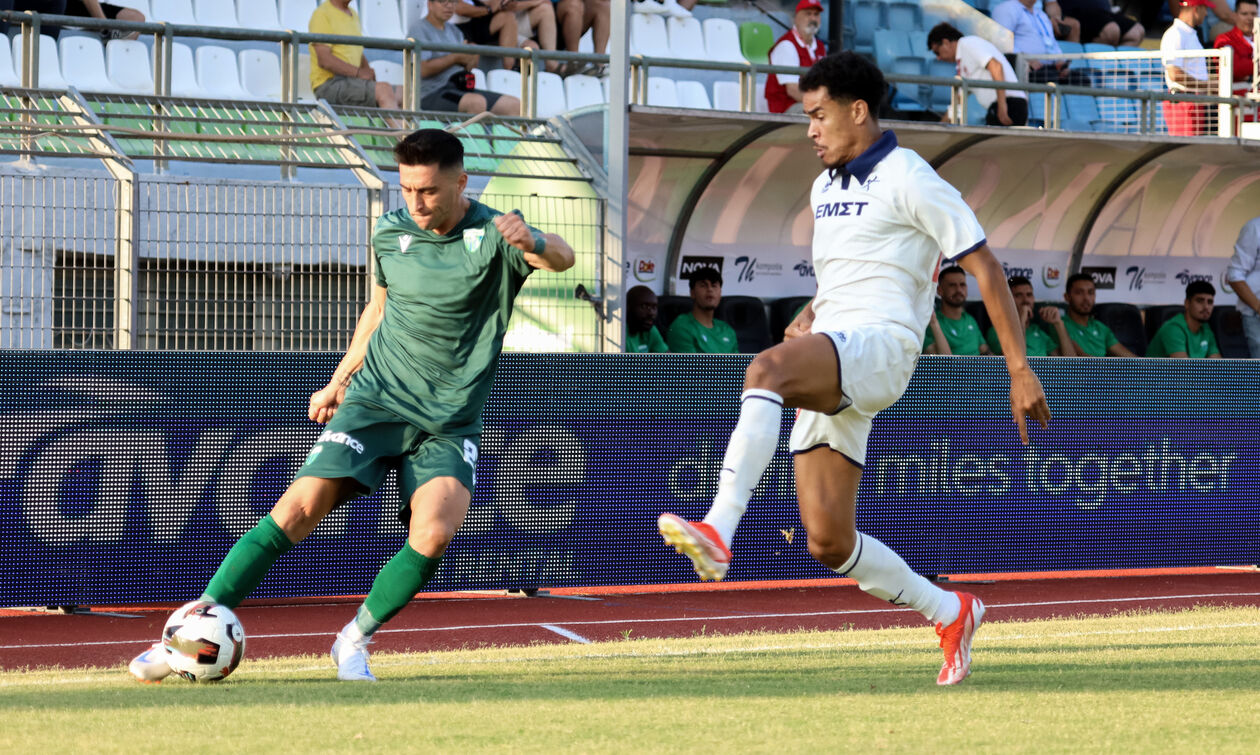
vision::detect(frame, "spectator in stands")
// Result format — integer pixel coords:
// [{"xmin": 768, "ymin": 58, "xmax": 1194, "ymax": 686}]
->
[
  {"xmin": 986, "ymin": 275, "xmax": 1078, "ymax": 356},
  {"xmin": 992, "ymin": 0, "xmax": 1091, "ymax": 85},
  {"xmin": 634, "ymin": 0, "xmax": 694, "ymax": 17},
  {"xmin": 1062, "ymin": 272, "xmax": 1138, "ymax": 356},
  {"xmin": 928, "ymin": 23, "xmax": 1030, "ymax": 126},
  {"xmin": 557, "ymin": 0, "xmax": 610, "ymax": 74},
  {"xmin": 64, "ymin": 0, "xmax": 145, "ymax": 41},
  {"xmin": 924, "ymin": 266, "xmax": 991, "ymax": 355},
  {"xmin": 666, "ymin": 268, "xmax": 738, "ymax": 353},
  {"xmin": 309, "ymin": 0, "xmax": 402, "ymax": 111},
  {"xmin": 1226, "ymin": 215, "xmax": 1260, "ymax": 357},
  {"xmin": 512, "ymin": 0, "xmax": 562, "ymax": 73},
  {"xmin": 1161, "ymin": 0, "xmax": 1214, "ymax": 137},
  {"xmin": 1057, "ymin": 0, "xmax": 1145, "ymax": 46},
  {"xmin": 1147, "ymin": 281, "xmax": 1222, "ymax": 357},
  {"xmin": 1170, "ymin": 0, "xmax": 1240, "ymax": 42},
  {"xmin": 766, "ymin": 0, "xmax": 827, "ymax": 114},
  {"xmin": 1044, "ymin": 1, "xmax": 1082, "ymax": 42},
  {"xmin": 626, "ymin": 285, "xmax": 668, "ymax": 353},
  {"xmin": 411, "ymin": 0, "xmax": 521, "ymax": 115},
  {"xmin": 1213, "ymin": 0, "xmax": 1256, "ymax": 95},
  {"xmin": 455, "ymin": 1, "xmax": 525, "ymax": 72}
]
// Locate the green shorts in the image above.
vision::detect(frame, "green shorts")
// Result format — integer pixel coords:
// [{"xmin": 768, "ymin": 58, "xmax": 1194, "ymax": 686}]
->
[{"xmin": 295, "ymin": 399, "xmax": 478, "ymax": 522}]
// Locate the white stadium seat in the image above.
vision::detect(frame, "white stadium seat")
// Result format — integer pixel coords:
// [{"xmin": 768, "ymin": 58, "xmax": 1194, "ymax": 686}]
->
[
  {"xmin": 0, "ymin": 36, "xmax": 19, "ymax": 87},
  {"xmin": 534, "ymin": 71, "xmax": 566, "ymax": 118},
  {"xmin": 666, "ymin": 16, "xmax": 703, "ymax": 61},
  {"xmin": 60, "ymin": 36, "xmax": 121, "ymax": 93},
  {"xmin": 106, "ymin": 39, "xmax": 155, "ymax": 94},
  {"xmin": 578, "ymin": 28, "xmax": 594, "ymax": 54},
  {"xmin": 240, "ymin": 48, "xmax": 284, "ymax": 100},
  {"xmin": 194, "ymin": 0, "xmax": 239, "ymax": 27},
  {"xmin": 630, "ymin": 14, "xmax": 669, "ymax": 58},
  {"xmin": 196, "ymin": 45, "xmax": 250, "ymax": 98},
  {"xmin": 646, "ymin": 76, "xmax": 678, "ymax": 107},
  {"xmin": 278, "ymin": 0, "xmax": 318, "ymax": 31},
  {"xmin": 703, "ymin": 18, "xmax": 744, "ymax": 63},
  {"xmin": 753, "ymin": 72, "xmax": 768, "ymax": 112},
  {"xmin": 150, "ymin": 0, "xmax": 197, "ymax": 25},
  {"xmin": 297, "ymin": 52, "xmax": 315, "ymax": 100},
  {"xmin": 369, "ymin": 59, "xmax": 404, "ymax": 87},
  {"xmin": 486, "ymin": 68, "xmax": 520, "ymax": 97},
  {"xmin": 401, "ymin": 1, "xmax": 430, "ymax": 33},
  {"xmin": 471, "ymin": 67, "xmax": 485, "ymax": 90},
  {"xmin": 359, "ymin": 0, "xmax": 404, "ymax": 39},
  {"xmin": 12, "ymin": 34, "xmax": 68, "ymax": 89},
  {"xmin": 564, "ymin": 74, "xmax": 604, "ymax": 109},
  {"xmin": 676, "ymin": 79, "xmax": 711, "ymax": 110},
  {"xmin": 169, "ymin": 42, "xmax": 205, "ymax": 97},
  {"xmin": 236, "ymin": 0, "xmax": 284, "ymax": 31},
  {"xmin": 712, "ymin": 80, "xmax": 741, "ymax": 110}
]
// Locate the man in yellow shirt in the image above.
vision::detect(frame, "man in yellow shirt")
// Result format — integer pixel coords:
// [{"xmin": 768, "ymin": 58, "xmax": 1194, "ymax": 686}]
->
[{"xmin": 309, "ymin": 0, "xmax": 401, "ymax": 110}]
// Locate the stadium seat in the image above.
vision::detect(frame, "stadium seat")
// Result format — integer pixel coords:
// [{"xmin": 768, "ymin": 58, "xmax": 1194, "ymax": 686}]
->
[
  {"xmin": 241, "ymin": 49, "xmax": 285, "ymax": 100},
  {"xmin": 535, "ymin": 71, "xmax": 567, "ymax": 118},
  {"xmin": 486, "ymin": 68, "xmax": 521, "ymax": 97},
  {"xmin": 1143, "ymin": 304, "xmax": 1183, "ymax": 345},
  {"xmin": 59, "ymin": 36, "xmax": 120, "ymax": 93},
  {"xmin": 1064, "ymin": 94, "xmax": 1100, "ymax": 123},
  {"xmin": 1058, "ymin": 41, "xmax": 1085, "ymax": 54},
  {"xmin": 753, "ymin": 73, "xmax": 768, "ymax": 112},
  {"xmin": 1210, "ymin": 305, "xmax": 1250, "ymax": 357},
  {"xmin": 886, "ymin": 2, "xmax": 924, "ymax": 31},
  {"xmin": 295, "ymin": 51, "xmax": 315, "ymax": 100},
  {"xmin": 369, "ymin": 58, "xmax": 403, "ymax": 87},
  {"xmin": 236, "ymin": 0, "xmax": 284, "ymax": 31},
  {"xmin": 964, "ymin": 93, "xmax": 986, "ymax": 125},
  {"xmin": 359, "ymin": 0, "xmax": 403, "ymax": 39},
  {"xmin": 194, "ymin": 0, "xmax": 238, "ymax": 26},
  {"xmin": 850, "ymin": 1, "xmax": 883, "ymax": 56},
  {"xmin": 646, "ymin": 76, "xmax": 679, "ymax": 107},
  {"xmin": 278, "ymin": 0, "xmax": 318, "ymax": 31},
  {"xmin": 873, "ymin": 29, "xmax": 912, "ymax": 70},
  {"xmin": 927, "ymin": 59, "xmax": 955, "ymax": 110},
  {"xmin": 676, "ymin": 80, "xmax": 712, "ymax": 109},
  {"xmin": 666, "ymin": 16, "xmax": 705, "ymax": 60},
  {"xmin": 106, "ymin": 39, "xmax": 154, "ymax": 94},
  {"xmin": 769, "ymin": 296, "xmax": 811, "ymax": 343},
  {"xmin": 1094, "ymin": 302, "xmax": 1146, "ymax": 356},
  {"xmin": 578, "ymin": 28, "xmax": 594, "ymax": 53},
  {"xmin": 712, "ymin": 80, "xmax": 741, "ymax": 110},
  {"xmin": 738, "ymin": 21, "xmax": 775, "ymax": 65},
  {"xmin": 0, "ymin": 35, "xmax": 21, "ymax": 88},
  {"xmin": 717, "ymin": 296, "xmax": 773, "ymax": 353},
  {"xmin": 630, "ymin": 14, "xmax": 670, "ymax": 58},
  {"xmin": 471, "ymin": 67, "xmax": 486, "ymax": 90},
  {"xmin": 908, "ymin": 29, "xmax": 928, "ymax": 59},
  {"xmin": 564, "ymin": 74, "xmax": 604, "ymax": 109},
  {"xmin": 150, "ymin": 0, "xmax": 198, "ymax": 25},
  {"xmin": 196, "ymin": 45, "xmax": 251, "ymax": 98},
  {"xmin": 170, "ymin": 42, "xmax": 205, "ymax": 97},
  {"xmin": 656, "ymin": 295, "xmax": 694, "ymax": 335},
  {"xmin": 703, "ymin": 18, "xmax": 745, "ymax": 63}
]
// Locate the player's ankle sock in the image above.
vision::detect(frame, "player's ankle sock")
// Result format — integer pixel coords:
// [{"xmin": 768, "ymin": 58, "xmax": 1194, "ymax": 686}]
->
[
  {"xmin": 703, "ymin": 389, "xmax": 784, "ymax": 545},
  {"xmin": 201, "ymin": 514, "xmax": 294, "ymax": 607},
  {"xmin": 358, "ymin": 543, "xmax": 442, "ymax": 633},
  {"xmin": 834, "ymin": 532, "xmax": 960, "ymax": 626},
  {"xmin": 343, "ymin": 606, "xmax": 378, "ymax": 642}
]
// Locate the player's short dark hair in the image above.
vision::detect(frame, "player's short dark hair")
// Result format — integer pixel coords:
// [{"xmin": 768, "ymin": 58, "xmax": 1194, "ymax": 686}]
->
[
  {"xmin": 688, "ymin": 267, "xmax": 723, "ymax": 288},
  {"xmin": 1238, "ymin": 0, "xmax": 1257, "ymax": 9},
  {"xmin": 927, "ymin": 23, "xmax": 964, "ymax": 49},
  {"xmin": 394, "ymin": 129, "xmax": 464, "ymax": 171},
  {"xmin": 1066, "ymin": 272, "xmax": 1095, "ymax": 291},
  {"xmin": 1186, "ymin": 280, "xmax": 1216, "ymax": 298},
  {"xmin": 798, "ymin": 51, "xmax": 888, "ymax": 116},
  {"xmin": 1007, "ymin": 275, "xmax": 1032, "ymax": 289},
  {"xmin": 939, "ymin": 265, "xmax": 965, "ymax": 281}
]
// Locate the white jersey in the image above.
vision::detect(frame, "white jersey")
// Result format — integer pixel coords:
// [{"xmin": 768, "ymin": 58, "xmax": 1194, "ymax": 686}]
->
[{"xmin": 809, "ymin": 131, "xmax": 986, "ymax": 347}]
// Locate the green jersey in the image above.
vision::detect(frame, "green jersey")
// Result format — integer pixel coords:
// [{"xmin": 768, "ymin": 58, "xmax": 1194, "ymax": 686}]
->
[
  {"xmin": 1063, "ymin": 315, "xmax": 1118, "ymax": 357},
  {"xmin": 627, "ymin": 325, "xmax": 668, "ymax": 353},
  {"xmin": 923, "ymin": 308, "xmax": 985, "ymax": 355},
  {"xmin": 1147, "ymin": 313, "xmax": 1219, "ymax": 358},
  {"xmin": 347, "ymin": 200, "xmax": 539, "ymax": 436},
  {"xmin": 666, "ymin": 312, "xmax": 739, "ymax": 353},
  {"xmin": 986, "ymin": 322, "xmax": 1058, "ymax": 357}
]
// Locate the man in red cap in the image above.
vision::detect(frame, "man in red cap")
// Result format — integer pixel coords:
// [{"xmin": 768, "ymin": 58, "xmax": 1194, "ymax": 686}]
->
[
  {"xmin": 766, "ymin": 0, "xmax": 827, "ymax": 114},
  {"xmin": 1214, "ymin": 0, "xmax": 1256, "ymax": 97},
  {"xmin": 1161, "ymin": 0, "xmax": 1215, "ymax": 136}
]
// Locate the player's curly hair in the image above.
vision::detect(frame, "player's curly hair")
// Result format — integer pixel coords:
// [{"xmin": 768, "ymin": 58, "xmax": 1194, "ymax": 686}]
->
[
  {"xmin": 394, "ymin": 129, "xmax": 464, "ymax": 171},
  {"xmin": 798, "ymin": 51, "xmax": 887, "ymax": 117}
]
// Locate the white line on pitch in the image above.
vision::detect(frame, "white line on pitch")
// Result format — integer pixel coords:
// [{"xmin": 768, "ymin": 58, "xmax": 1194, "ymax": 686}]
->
[{"xmin": 539, "ymin": 624, "xmax": 591, "ymax": 644}]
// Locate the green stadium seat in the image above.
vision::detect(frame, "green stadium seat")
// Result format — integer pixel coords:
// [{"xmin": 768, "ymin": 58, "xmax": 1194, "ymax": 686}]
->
[{"xmin": 739, "ymin": 22, "xmax": 776, "ymax": 66}]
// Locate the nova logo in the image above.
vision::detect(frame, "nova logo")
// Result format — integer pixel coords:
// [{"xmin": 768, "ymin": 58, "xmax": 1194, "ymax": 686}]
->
[
  {"xmin": 679, "ymin": 255, "xmax": 723, "ymax": 280},
  {"xmin": 814, "ymin": 201, "xmax": 868, "ymax": 219},
  {"xmin": 1081, "ymin": 266, "xmax": 1116, "ymax": 290},
  {"xmin": 1176, "ymin": 270, "xmax": 1212, "ymax": 285}
]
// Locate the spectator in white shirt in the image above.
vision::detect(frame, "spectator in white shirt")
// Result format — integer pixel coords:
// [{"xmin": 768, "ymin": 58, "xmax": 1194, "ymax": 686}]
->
[
  {"xmin": 992, "ymin": 0, "xmax": 1091, "ymax": 85},
  {"xmin": 928, "ymin": 22, "xmax": 1029, "ymax": 125},
  {"xmin": 1161, "ymin": 0, "xmax": 1214, "ymax": 136}
]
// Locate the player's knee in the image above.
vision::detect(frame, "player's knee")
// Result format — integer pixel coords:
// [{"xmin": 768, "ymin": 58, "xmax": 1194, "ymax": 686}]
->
[
  {"xmin": 744, "ymin": 350, "xmax": 788, "ymax": 393},
  {"xmin": 408, "ymin": 520, "xmax": 459, "ymax": 555},
  {"xmin": 807, "ymin": 531, "xmax": 858, "ymax": 570}
]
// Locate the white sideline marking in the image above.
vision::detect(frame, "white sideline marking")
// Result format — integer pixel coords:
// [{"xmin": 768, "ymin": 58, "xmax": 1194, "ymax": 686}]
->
[
  {"xmin": 1, "ymin": 590, "xmax": 1257, "ymax": 651},
  {"xmin": 539, "ymin": 624, "xmax": 592, "ymax": 644}
]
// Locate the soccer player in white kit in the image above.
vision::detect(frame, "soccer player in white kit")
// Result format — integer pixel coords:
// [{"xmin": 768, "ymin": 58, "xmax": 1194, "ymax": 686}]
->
[{"xmin": 658, "ymin": 52, "xmax": 1051, "ymax": 686}]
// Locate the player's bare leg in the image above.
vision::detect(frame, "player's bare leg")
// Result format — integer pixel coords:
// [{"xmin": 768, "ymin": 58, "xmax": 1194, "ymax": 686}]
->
[
  {"xmin": 659, "ymin": 335, "xmax": 844, "ymax": 579},
  {"xmin": 333, "ymin": 477, "xmax": 470, "ymax": 681},
  {"xmin": 795, "ymin": 450, "xmax": 984, "ymax": 685}
]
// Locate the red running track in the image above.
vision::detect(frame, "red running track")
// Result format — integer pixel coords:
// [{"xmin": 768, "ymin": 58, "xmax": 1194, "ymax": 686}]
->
[{"xmin": 1, "ymin": 569, "xmax": 1257, "ymax": 672}]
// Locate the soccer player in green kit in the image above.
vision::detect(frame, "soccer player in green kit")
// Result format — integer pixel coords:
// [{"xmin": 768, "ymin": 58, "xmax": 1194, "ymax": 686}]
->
[{"xmin": 129, "ymin": 129, "xmax": 575, "ymax": 683}]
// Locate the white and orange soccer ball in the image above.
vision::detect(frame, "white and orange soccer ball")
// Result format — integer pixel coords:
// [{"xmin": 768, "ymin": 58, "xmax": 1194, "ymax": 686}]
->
[{"xmin": 161, "ymin": 601, "xmax": 247, "ymax": 682}]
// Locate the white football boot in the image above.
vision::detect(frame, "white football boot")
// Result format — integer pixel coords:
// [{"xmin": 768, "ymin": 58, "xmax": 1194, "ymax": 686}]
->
[
  {"xmin": 331, "ymin": 626, "xmax": 377, "ymax": 682},
  {"xmin": 128, "ymin": 642, "xmax": 173, "ymax": 683}
]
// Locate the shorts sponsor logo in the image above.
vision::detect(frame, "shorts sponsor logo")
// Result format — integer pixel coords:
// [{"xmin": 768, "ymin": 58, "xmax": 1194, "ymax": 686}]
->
[
  {"xmin": 317, "ymin": 429, "xmax": 364, "ymax": 454},
  {"xmin": 1042, "ymin": 265, "xmax": 1063, "ymax": 288},
  {"xmin": 1081, "ymin": 266, "xmax": 1117, "ymax": 290},
  {"xmin": 679, "ymin": 255, "xmax": 723, "ymax": 280}
]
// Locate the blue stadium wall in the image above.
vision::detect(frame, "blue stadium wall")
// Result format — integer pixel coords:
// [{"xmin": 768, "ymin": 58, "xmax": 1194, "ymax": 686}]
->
[{"xmin": 1, "ymin": 351, "xmax": 1257, "ymax": 606}]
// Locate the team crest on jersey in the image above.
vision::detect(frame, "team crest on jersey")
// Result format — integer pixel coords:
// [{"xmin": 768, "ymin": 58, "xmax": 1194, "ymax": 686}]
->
[
  {"xmin": 398, "ymin": 234, "xmax": 413, "ymax": 253},
  {"xmin": 463, "ymin": 229, "xmax": 485, "ymax": 255}
]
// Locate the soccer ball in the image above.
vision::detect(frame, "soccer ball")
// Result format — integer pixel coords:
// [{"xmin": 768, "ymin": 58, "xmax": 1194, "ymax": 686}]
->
[{"xmin": 162, "ymin": 601, "xmax": 247, "ymax": 682}]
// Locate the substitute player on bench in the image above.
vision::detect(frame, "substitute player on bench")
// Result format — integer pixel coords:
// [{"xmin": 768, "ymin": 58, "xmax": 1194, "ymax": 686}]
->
[
  {"xmin": 658, "ymin": 52, "xmax": 1050, "ymax": 686},
  {"xmin": 130, "ymin": 129, "xmax": 575, "ymax": 683}
]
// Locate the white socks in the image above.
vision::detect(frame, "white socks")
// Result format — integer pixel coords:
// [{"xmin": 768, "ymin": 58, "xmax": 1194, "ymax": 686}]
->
[
  {"xmin": 703, "ymin": 389, "xmax": 784, "ymax": 546},
  {"xmin": 835, "ymin": 533, "xmax": 961, "ymax": 626}
]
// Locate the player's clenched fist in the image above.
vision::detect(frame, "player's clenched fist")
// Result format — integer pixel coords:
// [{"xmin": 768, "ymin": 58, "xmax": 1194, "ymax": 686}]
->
[
  {"xmin": 308, "ymin": 382, "xmax": 346, "ymax": 424},
  {"xmin": 494, "ymin": 210, "xmax": 536, "ymax": 254}
]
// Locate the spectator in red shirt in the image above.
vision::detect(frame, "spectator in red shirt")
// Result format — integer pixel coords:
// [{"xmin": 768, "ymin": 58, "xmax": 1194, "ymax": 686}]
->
[
  {"xmin": 1214, "ymin": 0, "xmax": 1256, "ymax": 92},
  {"xmin": 766, "ymin": 0, "xmax": 827, "ymax": 114}
]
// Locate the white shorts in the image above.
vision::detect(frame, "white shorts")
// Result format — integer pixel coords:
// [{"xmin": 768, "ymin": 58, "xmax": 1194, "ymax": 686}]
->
[{"xmin": 788, "ymin": 326, "xmax": 919, "ymax": 466}]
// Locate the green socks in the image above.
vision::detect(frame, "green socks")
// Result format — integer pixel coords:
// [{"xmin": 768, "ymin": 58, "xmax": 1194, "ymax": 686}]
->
[
  {"xmin": 354, "ymin": 544, "xmax": 441, "ymax": 636},
  {"xmin": 201, "ymin": 514, "xmax": 294, "ymax": 608}
]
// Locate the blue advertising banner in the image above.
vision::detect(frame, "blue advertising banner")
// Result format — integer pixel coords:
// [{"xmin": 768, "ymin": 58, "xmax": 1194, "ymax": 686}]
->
[{"xmin": 0, "ymin": 352, "xmax": 1256, "ymax": 605}]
